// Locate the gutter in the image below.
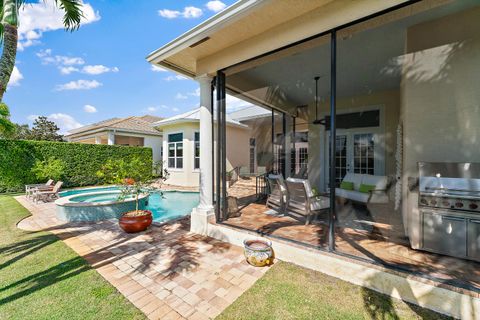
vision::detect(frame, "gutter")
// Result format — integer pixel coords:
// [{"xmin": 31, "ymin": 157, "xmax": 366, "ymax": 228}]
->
[{"xmin": 146, "ymin": 0, "xmax": 270, "ymax": 71}]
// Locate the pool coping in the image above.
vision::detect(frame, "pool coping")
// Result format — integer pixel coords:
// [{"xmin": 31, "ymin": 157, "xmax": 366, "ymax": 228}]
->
[{"xmin": 55, "ymin": 191, "xmax": 149, "ymax": 207}]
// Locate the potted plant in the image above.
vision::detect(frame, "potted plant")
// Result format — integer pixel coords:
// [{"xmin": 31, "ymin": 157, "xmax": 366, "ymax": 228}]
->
[
  {"xmin": 117, "ymin": 178, "xmax": 154, "ymax": 233},
  {"xmin": 96, "ymin": 157, "xmax": 169, "ymax": 233}
]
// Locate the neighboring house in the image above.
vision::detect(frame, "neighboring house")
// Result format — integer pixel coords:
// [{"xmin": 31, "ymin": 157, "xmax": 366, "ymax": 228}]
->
[
  {"xmin": 152, "ymin": 108, "xmax": 250, "ymax": 187},
  {"xmin": 65, "ymin": 115, "xmax": 163, "ymax": 162},
  {"xmin": 148, "ymin": 1, "xmax": 480, "ymax": 318}
]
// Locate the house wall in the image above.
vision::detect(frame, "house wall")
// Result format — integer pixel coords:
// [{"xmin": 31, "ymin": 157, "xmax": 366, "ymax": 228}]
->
[
  {"xmin": 162, "ymin": 123, "xmax": 200, "ymax": 187},
  {"xmin": 401, "ymin": 6, "xmax": 480, "ymax": 244},
  {"xmin": 308, "ymin": 89, "xmax": 400, "ymax": 192},
  {"xmin": 115, "ymin": 135, "xmax": 144, "ymax": 147},
  {"xmin": 144, "ymin": 136, "xmax": 163, "ymax": 163},
  {"xmin": 161, "ymin": 122, "xmax": 250, "ymax": 187}
]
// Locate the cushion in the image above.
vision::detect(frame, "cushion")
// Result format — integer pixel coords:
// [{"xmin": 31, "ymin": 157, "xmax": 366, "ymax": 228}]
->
[
  {"xmin": 362, "ymin": 174, "xmax": 388, "ymax": 191},
  {"xmin": 335, "ymin": 188, "xmax": 370, "ymax": 203},
  {"xmin": 287, "ymin": 177, "xmax": 314, "ymax": 198},
  {"xmin": 342, "ymin": 173, "xmax": 363, "ymax": 190},
  {"xmin": 340, "ymin": 181, "xmax": 354, "ymax": 190},
  {"xmin": 311, "ymin": 196, "xmax": 329, "ymax": 211},
  {"xmin": 359, "ymin": 184, "xmax": 376, "ymax": 193}
]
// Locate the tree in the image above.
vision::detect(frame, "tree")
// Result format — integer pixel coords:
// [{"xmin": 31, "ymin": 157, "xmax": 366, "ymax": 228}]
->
[
  {"xmin": 30, "ymin": 116, "xmax": 63, "ymax": 141},
  {"xmin": 0, "ymin": 1, "xmax": 83, "ymax": 101},
  {"xmin": 10, "ymin": 123, "xmax": 31, "ymax": 139},
  {"xmin": 0, "ymin": 102, "xmax": 14, "ymax": 136}
]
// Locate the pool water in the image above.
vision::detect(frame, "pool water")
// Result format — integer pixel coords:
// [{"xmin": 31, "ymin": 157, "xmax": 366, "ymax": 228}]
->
[
  {"xmin": 147, "ymin": 192, "xmax": 199, "ymax": 223},
  {"xmin": 60, "ymin": 186, "xmax": 119, "ymax": 197},
  {"xmin": 61, "ymin": 187, "xmax": 199, "ymax": 223}
]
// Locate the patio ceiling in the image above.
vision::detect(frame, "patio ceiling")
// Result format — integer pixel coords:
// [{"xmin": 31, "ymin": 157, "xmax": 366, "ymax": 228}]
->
[{"xmin": 225, "ymin": 0, "xmax": 479, "ymax": 113}]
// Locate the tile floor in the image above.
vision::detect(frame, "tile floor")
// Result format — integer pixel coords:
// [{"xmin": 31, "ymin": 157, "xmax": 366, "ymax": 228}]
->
[{"xmin": 15, "ymin": 196, "xmax": 267, "ymax": 320}]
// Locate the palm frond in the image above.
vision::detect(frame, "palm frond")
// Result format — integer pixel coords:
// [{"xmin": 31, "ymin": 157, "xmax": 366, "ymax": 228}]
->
[{"xmin": 54, "ymin": 0, "xmax": 83, "ymax": 31}]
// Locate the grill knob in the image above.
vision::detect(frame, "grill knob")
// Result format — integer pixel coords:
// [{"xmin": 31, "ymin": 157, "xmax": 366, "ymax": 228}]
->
[
  {"xmin": 420, "ymin": 198, "xmax": 428, "ymax": 205},
  {"xmin": 469, "ymin": 203, "xmax": 478, "ymax": 210},
  {"xmin": 455, "ymin": 202, "xmax": 464, "ymax": 208},
  {"xmin": 430, "ymin": 199, "xmax": 437, "ymax": 206},
  {"xmin": 442, "ymin": 201, "xmax": 450, "ymax": 207}
]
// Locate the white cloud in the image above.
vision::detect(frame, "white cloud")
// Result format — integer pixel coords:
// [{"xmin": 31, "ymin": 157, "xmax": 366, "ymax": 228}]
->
[
  {"xmin": 175, "ymin": 93, "xmax": 188, "ymax": 100},
  {"xmin": 145, "ymin": 105, "xmax": 169, "ymax": 113},
  {"xmin": 183, "ymin": 6, "xmax": 203, "ymax": 18},
  {"xmin": 206, "ymin": 1, "xmax": 226, "ymax": 12},
  {"xmin": 37, "ymin": 49, "xmax": 85, "ymax": 66},
  {"xmin": 151, "ymin": 65, "xmax": 168, "ymax": 72},
  {"xmin": 59, "ymin": 66, "xmax": 79, "ymax": 75},
  {"xmin": 164, "ymin": 74, "xmax": 188, "ymax": 81},
  {"xmin": 83, "ymin": 104, "xmax": 97, "ymax": 113},
  {"xmin": 55, "ymin": 79, "xmax": 102, "ymax": 91},
  {"xmin": 27, "ymin": 113, "xmax": 83, "ymax": 134},
  {"xmin": 158, "ymin": 6, "xmax": 202, "ymax": 19},
  {"xmin": 8, "ymin": 66, "xmax": 24, "ymax": 87},
  {"xmin": 82, "ymin": 65, "xmax": 119, "ymax": 75},
  {"xmin": 158, "ymin": 9, "xmax": 181, "ymax": 19},
  {"xmin": 172, "ymin": 107, "xmax": 180, "ymax": 112},
  {"xmin": 18, "ymin": 0, "xmax": 101, "ymax": 50}
]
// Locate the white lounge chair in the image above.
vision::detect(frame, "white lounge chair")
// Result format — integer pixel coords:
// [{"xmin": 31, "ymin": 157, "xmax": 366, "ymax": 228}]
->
[
  {"xmin": 33, "ymin": 181, "xmax": 63, "ymax": 203},
  {"xmin": 25, "ymin": 179, "xmax": 54, "ymax": 199},
  {"xmin": 285, "ymin": 178, "xmax": 330, "ymax": 225},
  {"xmin": 335, "ymin": 173, "xmax": 389, "ymax": 204},
  {"xmin": 266, "ymin": 174, "xmax": 288, "ymax": 214}
]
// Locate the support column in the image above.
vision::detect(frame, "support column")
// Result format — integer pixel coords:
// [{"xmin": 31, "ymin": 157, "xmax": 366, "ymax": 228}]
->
[
  {"xmin": 95, "ymin": 136, "xmax": 102, "ymax": 144},
  {"xmin": 284, "ymin": 115, "xmax": 292, "ymax": 178},
  {"xmin": 191, "ymin": 74, "xmax": 214, "ymax": 235},
  {"xmin": 107, "ymin": 131, "xmax": 115, "ymax": 145}
]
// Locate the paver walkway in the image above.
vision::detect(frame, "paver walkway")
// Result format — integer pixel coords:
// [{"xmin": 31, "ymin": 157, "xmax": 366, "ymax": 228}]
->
[{"xmin": 15, "ymin": 196, "xmax": 267, "ymax": 320}]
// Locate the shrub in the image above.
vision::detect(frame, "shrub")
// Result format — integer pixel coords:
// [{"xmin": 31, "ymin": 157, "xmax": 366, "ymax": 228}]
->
[
  {"xmin": 32, "ymin": 157, "xmax": 65, "ymax": 181},
  {"xmin": 0, "ymin": 140, "xmax": 153, "ymax": 193}
]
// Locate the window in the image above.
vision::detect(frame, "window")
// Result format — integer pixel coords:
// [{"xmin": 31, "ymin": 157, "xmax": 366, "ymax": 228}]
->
[
  {"xmin": 168, "ymin": 133, "xmax": 183, "ymax": 169},
  {"xmin": 194, "ymin": 132, "xmax": 200, "ymax": 170}
]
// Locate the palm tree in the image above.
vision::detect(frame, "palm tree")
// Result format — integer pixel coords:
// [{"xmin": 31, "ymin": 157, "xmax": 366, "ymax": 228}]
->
[{"xmin": 0, "ymin": 0, "xmax": 83, "ymax": 101}]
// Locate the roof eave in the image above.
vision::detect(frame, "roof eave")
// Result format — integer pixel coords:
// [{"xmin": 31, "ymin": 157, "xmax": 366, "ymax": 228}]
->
[{"xmin": 146, "ymin": 0, "xmax": 269, "ymax": 73}]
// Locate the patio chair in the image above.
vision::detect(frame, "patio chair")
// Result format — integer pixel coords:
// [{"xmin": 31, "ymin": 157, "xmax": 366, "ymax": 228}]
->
[
  {"xmin": 266, "ymin": 174, "xmax": 288, "ymax": 214},
  {"xmin": 25, "ymin": 179, "xmax": 54, "ymax": 199},
  {"xmin": 285, "ymin": 178, "xmax": 330, "ymax": 225},
  {"xmin": 33, "ymin": 181, "xmax": 63, "ymax": 203}
]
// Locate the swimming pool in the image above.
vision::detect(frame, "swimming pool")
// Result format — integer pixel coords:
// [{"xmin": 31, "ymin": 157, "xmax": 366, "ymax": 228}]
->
[{"xmin": 57, "ymin": 186, "xmax": 199, "ymax": 223}]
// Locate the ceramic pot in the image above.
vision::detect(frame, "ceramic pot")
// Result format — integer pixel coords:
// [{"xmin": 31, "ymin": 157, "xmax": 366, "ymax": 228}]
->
[
  {"xmin": 119, "ymin": 210, "xmax": 152, "ymax": 233},
  {"xmin": 243, "ymin": 239, "xmax": 274, "ymax": 267}
]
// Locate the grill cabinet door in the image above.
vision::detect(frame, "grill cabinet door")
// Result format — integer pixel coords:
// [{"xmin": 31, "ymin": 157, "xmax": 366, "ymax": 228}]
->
[
  {"xmin": 467, "ymin": 219, "xmax": 480, "ymax": 261},
  {"xmin": 422, "ymin": 211, "xmax": 467, "ymax": 257}
]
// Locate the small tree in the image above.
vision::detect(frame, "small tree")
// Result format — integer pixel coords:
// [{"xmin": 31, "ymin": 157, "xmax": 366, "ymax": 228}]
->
[
  {"xmin": 31, "ymin": 157, "xmax": 65, "ymax": 182},
  {"xmin": 30, "ymin": 116, "xmax": 63, "ymax": 141},
  {"xmin": 96, "ymin": 157, "xmax": 169, "ymax": 215},
  {"xmin": 0, "ymin": 103, "xmax": 14, "ymax": 137}
]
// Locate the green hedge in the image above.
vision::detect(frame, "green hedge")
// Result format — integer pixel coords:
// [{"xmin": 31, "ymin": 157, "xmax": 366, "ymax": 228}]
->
[{"xmin": 0, "ymin": 140, "xmax": 153, "ymax": 193}]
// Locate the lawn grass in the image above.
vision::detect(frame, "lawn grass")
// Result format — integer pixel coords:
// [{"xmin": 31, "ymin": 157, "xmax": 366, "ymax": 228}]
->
[
  {"xmin": 0, "ymin": 195, "xmax": 145, "ymax": 320},
  {"xmin": 218, "ymin": 261, "xmax": 451, "ymax": 320}
]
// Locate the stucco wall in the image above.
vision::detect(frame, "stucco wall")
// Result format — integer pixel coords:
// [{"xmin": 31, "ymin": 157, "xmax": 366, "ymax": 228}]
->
[
  {"xmin": 161, "ymin": 122, "xmax": 250, "ymax": 187},
  {"xmin": 401, "ymin": 6, "xmax": 480, "ymax": 242}
]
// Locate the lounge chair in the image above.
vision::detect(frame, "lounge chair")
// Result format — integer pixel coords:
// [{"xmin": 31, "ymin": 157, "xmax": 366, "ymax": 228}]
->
[
  {"xmin": 25, "ymin": 179, "xmax": 54, "ymax": 199},
  {"xmin": 33, "ymin": 181, "xmax": 63, "ymax": 203},
  {"xmin": 266, "ymin": 174, "xmax": 288, "ymax": 214},
  {"xmin": 285, "ymin": 178, "xmax": 330, "ymax": 225}
]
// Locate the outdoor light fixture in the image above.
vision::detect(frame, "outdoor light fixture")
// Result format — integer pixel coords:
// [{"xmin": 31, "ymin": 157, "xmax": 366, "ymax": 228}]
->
[{"xmin": 312, "ymin": 76, "xmax": 326, "ymax": 125}]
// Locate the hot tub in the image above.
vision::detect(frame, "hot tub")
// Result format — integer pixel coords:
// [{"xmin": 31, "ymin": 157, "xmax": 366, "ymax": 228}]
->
[{"xmin": 55, "ymin": 191, "xmax": 149, "ymax": 222}]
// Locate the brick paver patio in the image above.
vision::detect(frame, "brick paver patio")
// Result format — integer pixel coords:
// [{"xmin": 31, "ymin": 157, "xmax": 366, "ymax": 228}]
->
[{"xmin": 15, "ymin": 196, "xmax": 268, "ymax": 320}]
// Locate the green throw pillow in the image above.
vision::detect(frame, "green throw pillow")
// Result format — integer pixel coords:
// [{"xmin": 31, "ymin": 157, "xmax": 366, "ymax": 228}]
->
[
  {"xmin": 340, "ymin": 181, "xmax": 354, "ymax": 190},
  {"xmin": 359, "ymin": 184, "xmax": 376, "ymax": 193}
]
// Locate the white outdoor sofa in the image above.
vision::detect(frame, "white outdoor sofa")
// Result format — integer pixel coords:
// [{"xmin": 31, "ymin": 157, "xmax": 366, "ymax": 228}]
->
[{"xmin": 335, "ymin": 173, "xmax": 389, "ymax": 204}]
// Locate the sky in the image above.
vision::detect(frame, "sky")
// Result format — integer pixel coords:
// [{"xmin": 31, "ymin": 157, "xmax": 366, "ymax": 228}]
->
[{"xmin": 5, "ymin": 0, "xmax": 237, "ymax": 134}]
